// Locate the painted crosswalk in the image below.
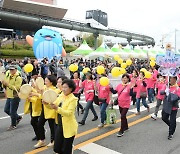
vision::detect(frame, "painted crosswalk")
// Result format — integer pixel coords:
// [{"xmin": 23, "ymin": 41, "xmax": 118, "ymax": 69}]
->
[{"xmin": 79, "ymin": 143, "xmax": 122, "ymax": 154}]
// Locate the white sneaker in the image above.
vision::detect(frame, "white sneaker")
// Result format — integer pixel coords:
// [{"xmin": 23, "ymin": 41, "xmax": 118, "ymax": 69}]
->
[
  {"xmin": 98, "ymin": 123, "xmax": 104, "ymax": 128},
  {"xmin": 151, "ymin": 114, "xmax": 157, "ymax": 120},
  {"xmin": 47, "ymin": 141, "xmax": 54, "ymax": 147},
  {"xmin": 34, "ymin": 140, "xmax": 46, "ymax": 148}
]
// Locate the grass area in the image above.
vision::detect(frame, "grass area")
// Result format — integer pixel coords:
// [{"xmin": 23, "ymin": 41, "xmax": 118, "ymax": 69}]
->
[
  {"xmin": 0, "ymin": 41, "xmax": 77, "ymax": 58},
  {"xmin": 0, "ymin": 49, "xmax": 35, "ymax": 58}
]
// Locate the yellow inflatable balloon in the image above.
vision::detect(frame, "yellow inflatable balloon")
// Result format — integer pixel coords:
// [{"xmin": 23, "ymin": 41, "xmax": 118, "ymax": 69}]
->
[
  {"xmin": 97, "ymin": 65, "xmax": 105, "ymax": 75},
  {"xmin": 111, "ymin": 67, "xmax": 121, "ymax": 77},
  {"xmin": 82, "ymin": 67, "xmax": 90, "ymax": 74},
  {"xmin": 114, "ymin": 55, "xmax": 120, "ymax": 61},
  {"xmin": 69, "ymin": 64, "xmax": 78, "ymax": 72},
  {"xmin": 24, "ymin": 64, "xmax": 33, "ymax": 73},
  {"xmin": 140, "ymin": 68, "xmax": 147, "ymax": 72},
  {"xmin": 126, "ymin": 59, "xmax": 132, "ymax": 66},
  {"xmin": 145, "ymin": 71, "xmax": 152, "ymax": 79},
  {"xmin": 100, "ymin": 77, "xmax": 109, "ymax": 86},
  {"xmin": 120, "ymin": 68, "xmax": 126, "ymax": 74},
  {"xmin": 150, "ymin": 57, "xmax": 155, "ymax": 61},
  {"xmin": 118, "ymin": 58, "xmax": 123, "ymax": 64},
  {"xmin": 150, "ymin": 60, "xmax": 156, "ymax": 67},
  {"xmin": 121, "ymin": 63, "xmax": 127, "ymax": 69}
]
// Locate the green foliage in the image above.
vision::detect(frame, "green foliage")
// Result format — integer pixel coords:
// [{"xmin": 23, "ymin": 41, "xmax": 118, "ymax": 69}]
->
[
  {"xmin": 0, "ymin": 49, "xmax": 35, "ymax": 58},
  {"xmin": 65, "ymin": 45, "xmax": 77, "ymax": 53}
]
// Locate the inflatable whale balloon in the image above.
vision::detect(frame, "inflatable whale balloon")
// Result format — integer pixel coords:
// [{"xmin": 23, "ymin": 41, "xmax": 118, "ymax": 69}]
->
[{"xmin": 26, "ymin": 28, "xmax": 66, "ymax": 60}]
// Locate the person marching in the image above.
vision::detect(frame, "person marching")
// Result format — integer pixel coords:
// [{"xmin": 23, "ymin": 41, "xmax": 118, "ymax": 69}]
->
[
  {"xmin": 130, "ymin": 69, "xmax": 139, "ymax": 105},
  {"xmin": 24, "ymin": 78, "xmax": 42, "ymax": 141},
  {"xmin": 50, "ymin": 79, "xmax": 78, "ymax": 154},
  {"xmin": 78, "ymin": 71, "xmax": 98, "ymax": 125},
  {"xmin": 147, "ymin": 68, "xmax": 157, "ymax": 103},
  {"xmin": 72, "ymin": 71, "xmax": 84, "ymax": 115},
  {"xmin": 162, "ymin": 76, "xmax": 180, "ymax": 140},
  {"xmin": 110, "ymin": 74, "xmax": 133, "ymax": 137},
  {"xmin": 97, "ymin": 74, "xmax": 111, "ymax": 128},
  {"xmin": 135, "ymin": 71, "xmax": 150, "ymax": 115},
  {"xmin": 2, "ymin": 65, "xmax": 23, "ymax": 130},
  {"xmin": 151, "ymin": 74, "xmax": 166, "ymax": 120},
  {"xmin": 34, "ymin": 75, "xmax": 58, "ymax": 148}
]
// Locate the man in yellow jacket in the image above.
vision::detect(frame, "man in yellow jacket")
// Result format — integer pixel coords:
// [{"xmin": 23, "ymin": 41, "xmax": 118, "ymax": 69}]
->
[{"xmin": 2, "ymin": 65, "xmax": 23, "ymax": 131}]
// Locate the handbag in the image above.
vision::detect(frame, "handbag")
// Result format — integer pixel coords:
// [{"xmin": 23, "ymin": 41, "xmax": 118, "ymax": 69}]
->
[
  {"xmin": 106, "ymin": 105, "xmax": 117, "ymax": 124},
  {"xmin": 113, "ymin": 85, "xmax": 127, "ymax": 105},
  {"xmin": 140, "ymin": 92, "xmax": 147, "ymax": 98}
]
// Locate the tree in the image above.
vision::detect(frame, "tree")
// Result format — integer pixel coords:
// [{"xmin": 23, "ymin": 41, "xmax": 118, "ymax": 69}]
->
[{"xmin": 76, "ymin": 32, "xmax": 103, "ymax": 48}]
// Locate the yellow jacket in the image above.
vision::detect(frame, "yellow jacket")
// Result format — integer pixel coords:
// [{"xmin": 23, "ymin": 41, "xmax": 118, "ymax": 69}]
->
[
  {"xmin": 53, "ymin": 93, "xmax": 78, "ymax": 138},
  {"xmin": 24, "ymin": 88, "xmax": 42, "ymax": 117},
  {"xmin": 5, "ymin": 71, "xmax": 22, "ymax": 98},
  {"xmin": 43, "ymin": 86, "xmax": 59, "ymax": 119}
]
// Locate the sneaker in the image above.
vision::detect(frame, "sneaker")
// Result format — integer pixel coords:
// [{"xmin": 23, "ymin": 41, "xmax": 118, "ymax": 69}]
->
[
  {"xmin": 92, "ymin": 116, "xmax": 98, "ymax": 121},
  {"xmin": 151, "ymin": 114, "xmax": 157, "ymax": 120},
  {"xmin": 117, "ymin": 131, "xmax": 124, "ymax": 137},
  {"xmin": 136, "ymin": 112, "xmax": 141, "ymax": 115},
  {"xmin": 34, "ymin": 140, "xmax": 46, "ymax": 148},
  {"xmin": 78, "ymin": 120, "xmax": 85, "ymax": 125},
  {"xmin": 168, "ymin": 135, "xmax": 173, "ymax": 140},
  {"xmin": 98, "ymin": 123, "xmax": 104, "ymax": 128},
  {"xmin": 47, "ymin": 141, "xmax": 54, "ymax": 147},
  {"xmin": 7, "ymin": 125, "xmax": 17, "ymax": 131},
  {"xmin": 16, "ymin": 116, "xmax": 23, "ymax": 125}
]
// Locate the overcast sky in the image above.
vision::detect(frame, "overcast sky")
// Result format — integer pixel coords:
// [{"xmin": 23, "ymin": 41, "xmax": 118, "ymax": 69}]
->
[{"xmin": 57, "ymin": 0, "xmax": 180, "ymax": 49}]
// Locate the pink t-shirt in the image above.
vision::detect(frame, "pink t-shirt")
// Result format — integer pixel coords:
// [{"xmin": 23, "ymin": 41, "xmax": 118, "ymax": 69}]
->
[
  {"xmin": 136, "ymin": 79, "xmax": 147, "ymax": 99},
  {"xmin": 169, "ymin": 85, "xmax": 180, "ymax": 110},
  {"xmin": 82, "ymin": 80, "xmax": 95, "ymax": 101},
  {"xmin": 73, "ymin": 79, "xmax": 82, "ymax": 94},
  {"xmin": 147, "ymin": 73, "xmax": 157, "ymax": 89},
  {"xmin": 115, "ymin": 84, "xmax": 131, "ymax": 108},
  {"xmin": 156, "ymin": 81, "xmax": 166, "ymax": 100},
  {"xmin": 97, "ymin": 83, "xmax": 110, "ymax": 104}
]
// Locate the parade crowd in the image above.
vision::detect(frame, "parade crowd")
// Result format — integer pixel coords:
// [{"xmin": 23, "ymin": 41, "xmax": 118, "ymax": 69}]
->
[{"xmin": 0, "ymin": 54, "xmax": 180, "ymax": 154}]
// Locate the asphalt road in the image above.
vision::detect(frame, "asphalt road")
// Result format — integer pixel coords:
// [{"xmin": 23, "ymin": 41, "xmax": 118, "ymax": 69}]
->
[{"xmin": 0, "ymin": 96, "xmax": 180, "ymax": 154}]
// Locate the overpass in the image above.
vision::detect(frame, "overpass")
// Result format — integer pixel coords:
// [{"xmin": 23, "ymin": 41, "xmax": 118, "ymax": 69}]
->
[{"xmin": 0, "ymin": 0, "xmax": 155, "ymax": 48}]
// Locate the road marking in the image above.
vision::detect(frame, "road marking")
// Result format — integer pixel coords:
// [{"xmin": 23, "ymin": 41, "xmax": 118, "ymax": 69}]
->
[
  {"xmin": 176, "ymin": 117, "xmax": 180, "ymax": 122},
  {"xmin": 24, "ymin": 114, "xmax": 136, "ymax": 154},
  {"xmin": 0, "ymin": 113, "xmax": 24, "ymax": 120},
  {"xmin": 129, "ymin": 102, "xmax": 156, "ymax": 113},
  {"xmin": 74, "ymin": 115, "xmax": 151, "ymax": 150},
  {"xmin": 79, "ymin": 143, "xmax": 122, "ymax": 154}
]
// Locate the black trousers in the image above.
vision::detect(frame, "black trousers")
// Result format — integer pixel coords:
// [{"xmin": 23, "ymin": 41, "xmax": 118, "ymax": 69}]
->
[
  {"xmin": 30, "ymin": 103, "xmax": 40, "ymax": 140},
  {"xmin": 131, "ymin": 92, "xmax": 137, "ymax": 105},
  {"xmin": 74, "ymin": 93, "xmax": 83, "ymax": 110},
  {"xmin": 54, "ymin": 125, "xmax": 75, "ymax": 154},
  {"xmin": 38, "ymin": 111, "xmax": 55, "ymax": 142},
  {"xmin": 162, "ymin": 110, "xmax": 178, "ymax": 135}
]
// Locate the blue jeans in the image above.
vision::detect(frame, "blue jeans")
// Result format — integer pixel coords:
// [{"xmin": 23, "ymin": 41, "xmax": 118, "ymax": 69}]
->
[
  {"xmin": 147, "ymin": 88, "xmax": 155, "ymax": 103},
  {"xmin": 82, "ymin": 100, "xmax": 98, "ymax": 121},
  {"xmin": 136, "ymin": 97, "xmax": 149, "ymax": 112},
  {"xmin": 4, "ymin": 97, "xmax": 21, "ymax": 126},
  {"xmin": 100, "ymin": 101, "xmax": 108, "ymax": 124}
]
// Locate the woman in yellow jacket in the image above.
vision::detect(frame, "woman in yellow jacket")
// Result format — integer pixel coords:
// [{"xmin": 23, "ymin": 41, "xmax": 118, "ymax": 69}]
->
[
  {"xmin": 24, "ymin": 78, "xmax": 42, "ymax": 141},
  {"xmin": 50, "ymin": 79, "xmax": 78, "ymax": 154},
  {"xmin": 34, "ymin": 75, "xmax": 58, "ymax": 148}
]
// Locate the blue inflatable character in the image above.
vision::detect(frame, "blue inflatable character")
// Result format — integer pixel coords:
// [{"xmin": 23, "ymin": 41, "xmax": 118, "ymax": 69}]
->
[{"xmin": 32, "ymin": 28, "xmax": 62, "ymax": 60}]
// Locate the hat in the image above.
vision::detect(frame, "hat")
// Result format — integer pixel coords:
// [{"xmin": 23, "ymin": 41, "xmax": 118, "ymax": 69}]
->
[{"xmin": 9, "ymin": 65, "xmax": 17, "ymax": 70}]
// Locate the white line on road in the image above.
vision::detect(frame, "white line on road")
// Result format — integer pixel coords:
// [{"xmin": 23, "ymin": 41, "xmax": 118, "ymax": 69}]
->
[
  {"xmin": 79, "ymin": 143, "xmax": 122, "ymax": 154},
  {"xmin": 129, "ymin": 102, "xmax": 156, "ymax": 113},
  {"xmin": 0, "ymin": 113, "xmax": 24, "ymax": 120},
  {"xmin": 176, "ymin": 117, "xmax": 180, "ymax": 122}
]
